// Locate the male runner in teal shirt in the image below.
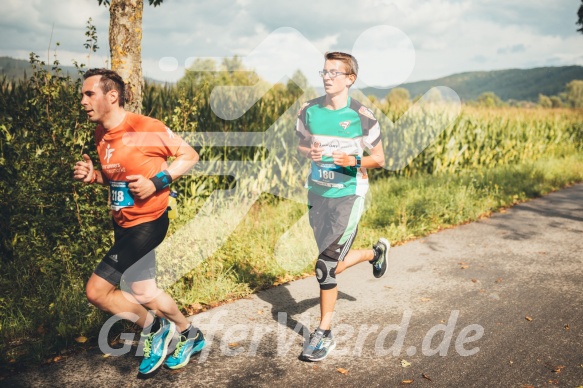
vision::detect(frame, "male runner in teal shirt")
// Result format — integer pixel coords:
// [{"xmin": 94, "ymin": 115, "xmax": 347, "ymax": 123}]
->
[{"xmin": 296, "ymin": 51, "xmax": 390, "ymax": 362}]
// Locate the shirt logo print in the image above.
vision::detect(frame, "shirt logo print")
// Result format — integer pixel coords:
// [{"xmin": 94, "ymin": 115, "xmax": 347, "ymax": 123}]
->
[
  {"xmin": 105, "ymin": 144, "xmax": 115, "ymax": 163},
  {"xmin": 339, "ymin": 121, "xmax": 351, "ymax": 130}
]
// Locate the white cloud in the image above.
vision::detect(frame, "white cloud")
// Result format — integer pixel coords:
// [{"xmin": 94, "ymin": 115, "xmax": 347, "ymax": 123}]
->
[
  {"xmin": 241, "ymin": 28, "xmax": 325, "ymax": 84},
  {"xmin": 36, "ymin": 0, "xmax": 104, "ymax": 30},
  {"xmin": 1, "ymin": 0, "xmax": 581, "ymax": 87},
  {"xmin": 352, "ymin": 26, "xmax": 416, "ymax": 87},
  {"xmin": 2, "ymin": 0, "xmax": 109, "ymax": 66}
]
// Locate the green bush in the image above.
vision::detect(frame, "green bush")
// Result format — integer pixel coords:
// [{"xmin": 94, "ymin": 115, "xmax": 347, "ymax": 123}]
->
[{"xmin": 0, "ymin": 55, "xmax": 111, "ymax": 363}]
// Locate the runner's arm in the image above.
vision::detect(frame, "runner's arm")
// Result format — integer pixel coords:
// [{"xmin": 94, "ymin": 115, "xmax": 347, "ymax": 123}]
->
[
  {"xmin": 73, "ymin": 154, "xmax": 106, "ymax": 185},
  {"xmin": 127, "ymin": 141, "xmax": 198, "ymax": 200},
  {"xmin": 331, "ymin": 140, "xmax": 385, "ymax": 168},
  {"xmin": 166, "ymin": 141, "xmax": 199, "ymax": 181},
  {"xmin": 362, "ymin": 140, "xmax": 385, "ymax": 168}
]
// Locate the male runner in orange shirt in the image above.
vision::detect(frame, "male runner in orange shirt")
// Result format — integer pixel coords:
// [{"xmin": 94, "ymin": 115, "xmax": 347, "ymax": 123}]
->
[{"xmin": 73, "ymin": 68, "xmax": 202, "ymax": 374}]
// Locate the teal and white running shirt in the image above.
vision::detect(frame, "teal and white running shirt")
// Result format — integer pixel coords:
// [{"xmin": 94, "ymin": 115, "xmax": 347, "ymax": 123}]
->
[{"xmin": 296, "ymin": 96, "xmax": 381, "ymax": 198}]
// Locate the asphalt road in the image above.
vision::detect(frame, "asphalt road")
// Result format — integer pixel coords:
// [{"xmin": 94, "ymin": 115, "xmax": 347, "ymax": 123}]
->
[{"xmin": 4, "ymin": 184, "xmax": 583, "ymax": 387}]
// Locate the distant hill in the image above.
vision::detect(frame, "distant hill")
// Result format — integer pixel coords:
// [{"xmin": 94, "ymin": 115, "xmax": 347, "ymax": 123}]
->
[
  {"xmin": 0, "ymin": 56, "xmax": 84, "ymax": 80},
  {"xmin": 4, "ymin": 56, "xmax": 582, "ymax": 102},
  {"xmin": 360, "ymin": 66, "xmax": 583, "ymax": 102},
  {"xmin": 0, "ymin": 56, "xmax": 162, "ymax": 84}
]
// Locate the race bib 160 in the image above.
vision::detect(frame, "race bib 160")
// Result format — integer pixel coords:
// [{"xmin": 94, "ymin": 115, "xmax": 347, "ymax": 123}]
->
[{"xmin": 310, "ymin": 161, "xmax": 355, "ymax": 188}]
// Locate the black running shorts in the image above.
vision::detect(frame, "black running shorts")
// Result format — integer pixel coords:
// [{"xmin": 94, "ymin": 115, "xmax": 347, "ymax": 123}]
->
[{"xmin": 94, "ymin": 213, "xmax": 169, "ymax": 285}]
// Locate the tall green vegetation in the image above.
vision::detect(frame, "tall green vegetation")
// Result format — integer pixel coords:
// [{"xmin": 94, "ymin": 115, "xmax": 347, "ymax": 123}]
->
[
  {"xmin": 537, "ymin": 79, "xmax": 583, "ymax": 108},
  {"xmin": 0, "ymin": 55, "xmax": 112, "ymax": 364},
  {"xmin": 565, "ymin": 80, "xmax": 583, "ymax": 108},
  {"xmin": 141, "ymin": 57, "xmax": 312, "ymax": 205}
]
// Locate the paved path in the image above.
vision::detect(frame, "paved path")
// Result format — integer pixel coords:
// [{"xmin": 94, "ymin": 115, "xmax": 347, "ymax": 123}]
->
[{"xmin": 5, "ymin": 184, "xmax": 583, "ymax": 387}]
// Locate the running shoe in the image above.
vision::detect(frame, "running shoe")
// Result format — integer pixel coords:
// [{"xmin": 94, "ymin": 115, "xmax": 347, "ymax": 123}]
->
[
  {"xmin": 138, "ymin": 318, "xmax": 176, "ymax": 374},
  {"xmin": 300, "ymin": 329, "xmax": 336, "ymax": 362},
  {"xmin": 164, "ymin": 329, "xmax": 205, "ymax": 369},
  {"xmin": 371, "ymin": 238, "xmax": 390, "ymax": 278}
]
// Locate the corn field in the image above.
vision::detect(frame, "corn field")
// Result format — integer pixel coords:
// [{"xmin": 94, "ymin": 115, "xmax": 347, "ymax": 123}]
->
[
  {"xmin": 376, "ymin": 105, "xmax": 582, "ymax": 177},
  {"xmin": 140, "ymin": 78, "xmax": 583, "ymax": 206}
]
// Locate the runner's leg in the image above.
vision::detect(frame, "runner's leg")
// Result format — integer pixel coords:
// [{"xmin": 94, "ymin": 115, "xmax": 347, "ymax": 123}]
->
[
  {"xmin": 86, "ymin": 273, "xmax": 153, "ymax": 328},
  {"xmin": 130, "ymin": 279, "xmax": 191, "ymax": 332},
  {"xmin": 336, "ymin": 249, "xmax": 374, "ymax": 274},
  {"xmin": 319, "ymin": 287, "xmax": 337, "ymax": 330}
]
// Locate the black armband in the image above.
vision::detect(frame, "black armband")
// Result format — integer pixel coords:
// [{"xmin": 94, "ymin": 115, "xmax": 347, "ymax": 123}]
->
[{"xmin": 150, "ymin": 170, "xmax": 172, "ymax": 191}]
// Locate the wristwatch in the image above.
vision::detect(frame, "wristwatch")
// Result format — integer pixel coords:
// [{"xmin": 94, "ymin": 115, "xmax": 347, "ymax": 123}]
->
[{"xmin": 353, "ymin": 155, "xmax": 361, "ymax": 168}]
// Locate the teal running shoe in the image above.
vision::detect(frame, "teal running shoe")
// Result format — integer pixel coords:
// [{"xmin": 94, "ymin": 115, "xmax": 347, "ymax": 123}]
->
[
  {"xmin": 138, "ymin": 318, "xmax": 176, "ymax": 374},
  {"xmin": 164, "ymin": 329, "xmax": 205, "ymax": 369},
  {"xmin": 371, "ymin": 238, "xmax": 390, "ymax": 278},
  {"xmin": 300, "ymin": 329, "xmax": 335, "ymax": 362}
]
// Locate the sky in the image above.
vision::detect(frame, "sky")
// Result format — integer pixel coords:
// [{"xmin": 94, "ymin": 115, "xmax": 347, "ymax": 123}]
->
[{"xmin": 1, "ymin": 0, "xmax": 582, "ymax": 88}]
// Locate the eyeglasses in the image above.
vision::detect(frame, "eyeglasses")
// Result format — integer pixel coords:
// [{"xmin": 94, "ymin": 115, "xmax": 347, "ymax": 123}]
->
[{"xmin": 319, "ymin": 70, "xmax": 350, "ymax": 79}]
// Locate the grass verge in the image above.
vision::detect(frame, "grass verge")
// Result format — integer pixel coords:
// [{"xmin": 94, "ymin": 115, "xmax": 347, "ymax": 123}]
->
[{"xmin": 168, "ymin": 153, "xmax": 583, "ymax": 311}]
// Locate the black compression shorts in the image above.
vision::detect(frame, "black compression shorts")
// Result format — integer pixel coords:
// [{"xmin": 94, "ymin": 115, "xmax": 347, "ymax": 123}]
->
[{"xmin": 94, "ymin": 213, "xmax": 169, "ymax": 285}]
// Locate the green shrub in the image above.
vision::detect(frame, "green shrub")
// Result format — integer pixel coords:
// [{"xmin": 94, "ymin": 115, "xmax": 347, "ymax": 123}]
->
[{"xmin": 0, "ymin": 55, "xmax": 111, "ymax": 363}]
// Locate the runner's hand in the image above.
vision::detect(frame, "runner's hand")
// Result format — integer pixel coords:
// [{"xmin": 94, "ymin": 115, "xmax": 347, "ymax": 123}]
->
[
  {"xmin": 126, "ymin": 175, "xmax": 156, "ymax": 200},
  {"xmin": 310, "ymin": 142, "xmax": 323, "ymax": 162},
  {"xmin": 73, "ymin": 154, "xmax": 95, "ymax": 183},
  {"xmin": 332, "ymin": 151, "xmax": 354, "ymax": 167}
]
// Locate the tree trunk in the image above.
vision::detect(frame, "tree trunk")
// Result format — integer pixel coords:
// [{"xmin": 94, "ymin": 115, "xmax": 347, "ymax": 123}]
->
[{"xmin": 109, "ymin": 0, "xmax": 144, "ymax": 114}]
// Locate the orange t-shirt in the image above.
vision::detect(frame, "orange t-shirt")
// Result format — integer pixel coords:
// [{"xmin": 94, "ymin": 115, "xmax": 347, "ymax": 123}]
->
[{"xmin": 95, "ymin": 112, "xmax": 185, "ymax": 228}]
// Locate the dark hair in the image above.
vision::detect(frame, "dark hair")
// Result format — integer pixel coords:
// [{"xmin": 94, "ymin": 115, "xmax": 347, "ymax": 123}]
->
[
  {"xmin": 83, "ymin": 68, "xmax": 128, "ymax": 107},
  {"xmin": 325, "ymin": 52, "xmax": 359, "ymax": 77}
]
